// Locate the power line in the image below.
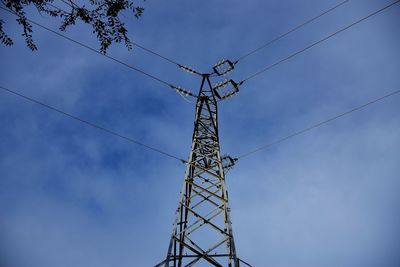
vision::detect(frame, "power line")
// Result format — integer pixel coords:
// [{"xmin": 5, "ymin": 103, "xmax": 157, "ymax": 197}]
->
[
  {"xmin": 237, "ymin": 89, "xmax": 400, "ymax": 159},
  {"xmin": 46, "ymin": 2, "xmax": 201, "ymax": 75},
  {"xmin": 240, "ymin": 0, "xmax": 400, "ymax": 83},
  {"xmin": 236, "ymin": 0, "xmax": 349, "ymax": 62},
  {"xmin": 0, "ymin": 85, "xmax": 186, "ymax": 163},
  {"xmin": 128, "ymin": 39, "xmax": 202, "ymax": 75},
  {"xmin": 131, "ymin": 41, "xmax": 182, "ymax": 66},
  {"xmin": 0, "ymin": 6, "xmax": 182, "ymax": 91}
]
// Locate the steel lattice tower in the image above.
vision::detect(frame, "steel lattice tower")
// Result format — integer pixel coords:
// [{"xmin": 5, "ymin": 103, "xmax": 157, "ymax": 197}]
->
[{"xmin": 156, "ymin": 68, "xmax": 250, "ymax": 266}]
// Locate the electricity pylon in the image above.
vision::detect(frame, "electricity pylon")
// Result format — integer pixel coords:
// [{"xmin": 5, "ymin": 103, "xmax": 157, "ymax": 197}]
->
[{"xmin": 156, "ymin": 60, "xmax": 250, "ymax": 266}]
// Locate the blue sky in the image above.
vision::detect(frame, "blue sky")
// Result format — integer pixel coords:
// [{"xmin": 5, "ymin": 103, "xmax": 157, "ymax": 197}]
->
[{"xmin": 0, "ymin": 0, "xmax": 399, "ymax": 266}]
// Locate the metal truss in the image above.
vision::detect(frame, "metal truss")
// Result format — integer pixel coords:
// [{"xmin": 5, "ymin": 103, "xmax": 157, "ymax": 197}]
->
[{"xmin": 156, "ymin": 74, "xmax": 248, "ymax": 267}]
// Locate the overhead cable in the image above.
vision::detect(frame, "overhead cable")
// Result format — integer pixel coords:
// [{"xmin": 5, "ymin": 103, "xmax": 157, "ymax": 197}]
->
[
  {"xmin": 236, "ymin": 0, "xmax": 350, "ymax": 62},
  {"xmin": 0, "ymin": 6, "xmax": 197, "ymax": 95},
  {"xmin": 240, "ymin": 0, "xmax": 400, "ymax": 83},
  {"xmin": 0, "ymin": 85, "xmax": 186, "ymax": 163},
  {"xmin": 46, "ymin": 2, "xmax": 201, "ymax": 75},
  {"xmin": 237, "ymin": 89, "xmax": 400, "ymax": 159}
]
